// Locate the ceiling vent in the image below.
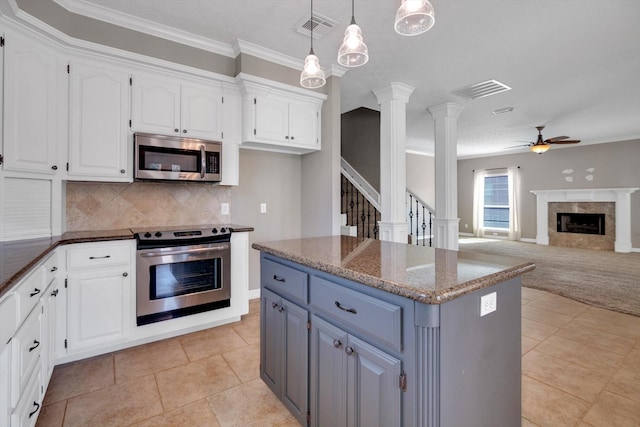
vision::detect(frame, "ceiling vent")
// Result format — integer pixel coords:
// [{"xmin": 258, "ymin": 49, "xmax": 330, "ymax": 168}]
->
[
  {"xmin": 493, "ymin": 107, "xmax": 515, "ymax": 115},
  {"xmin": 295, "ymin": 12, "xmax": 338, "ymax": 39},
  {"xmin": 453, "ymin": 79, "xmax": 512, "ymax": 100}
]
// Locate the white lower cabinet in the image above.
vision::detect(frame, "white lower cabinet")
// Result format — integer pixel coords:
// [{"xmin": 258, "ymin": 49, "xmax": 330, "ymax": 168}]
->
[
  {"xmin": 10, "ymin": 366, "xmax": 42, "ymax": 427},
  {"xmin": 65, "ymin": 241, "xmax": 134, "ymax": 356}
]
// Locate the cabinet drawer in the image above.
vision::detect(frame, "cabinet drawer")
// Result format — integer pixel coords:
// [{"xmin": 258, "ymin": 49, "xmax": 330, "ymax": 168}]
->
[
  {"xmin": 67, "ymin": 242, "xmax": 131, "ymax": 270},
  {"xmin": 15, "ymin": 268, "xmax": 44, "ymax": 325},
  {"xmin": 11, "ymin": 307, "xmax": 42, "ymax": 407},
  {"xmin": 11, "ymin": 366, "xmax": 42, "ymax": 427},
  {"xmin": 309, "ymin": 276, "xmax": 402, "ymax": 352},
  {"xmin": 0, "ymin": 294, "xmax": 18, "ymax": 352},
  {"xmin": 261, "ymin": 258, "xmax": 308, "ymax": 304},
  {"xmin": 42, "ymin": 252, "xmax": 59, "ymax": 286}
]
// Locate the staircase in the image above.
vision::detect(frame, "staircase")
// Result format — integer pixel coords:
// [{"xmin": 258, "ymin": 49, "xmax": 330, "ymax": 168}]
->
[{"xmin": 340, "ymin": 158, "xmax": 434, "ymax": 246}]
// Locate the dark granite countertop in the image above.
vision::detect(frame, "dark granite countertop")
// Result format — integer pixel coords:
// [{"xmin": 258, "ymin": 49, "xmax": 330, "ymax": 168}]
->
[
  {"xmin": 0, "ymin": 224, "xmax": 253, "ymax": 299},
  {"xmin": 252, "ymin": 236, "xmax": 535, "ymax": 304}
]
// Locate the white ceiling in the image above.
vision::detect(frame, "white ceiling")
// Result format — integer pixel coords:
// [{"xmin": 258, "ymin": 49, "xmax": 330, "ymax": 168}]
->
[{"xmin": 56, "ymin": 0, "xmax": 640, "ymax": 158}]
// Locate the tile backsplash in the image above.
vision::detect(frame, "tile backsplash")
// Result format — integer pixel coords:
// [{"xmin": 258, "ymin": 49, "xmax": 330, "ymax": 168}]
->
[{"xmin": 66, "ymin": 182, "xmax": 230, "ymax": 231}]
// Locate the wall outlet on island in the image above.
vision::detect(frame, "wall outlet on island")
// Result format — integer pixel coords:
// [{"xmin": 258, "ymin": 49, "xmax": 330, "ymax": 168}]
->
[
  {"xmin": 221, "ymin": 203, "xmax": 229, "ymax": 215},
  {"xmin": 480, "ymin": 292, "xmax": 497, "ymax": 317}
]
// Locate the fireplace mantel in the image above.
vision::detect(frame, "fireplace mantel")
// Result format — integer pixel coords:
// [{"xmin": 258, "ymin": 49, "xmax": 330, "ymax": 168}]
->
[{"xmin": 530, "ymin": 188, "xmax": 638, "ymax": 253}]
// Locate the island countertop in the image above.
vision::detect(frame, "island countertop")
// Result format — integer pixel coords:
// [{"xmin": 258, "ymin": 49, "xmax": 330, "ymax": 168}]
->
[{"xmin": 252, "ymin": 235, "xmax": 535, "ymax": 304}]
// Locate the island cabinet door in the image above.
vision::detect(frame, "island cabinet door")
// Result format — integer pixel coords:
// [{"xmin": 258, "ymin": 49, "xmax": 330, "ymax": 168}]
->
[
  {"xmin": 310, "ymin": 315, "xmax": 348, "ymax": 427},
  {"xmin": 347, "ymin": 335, "xmax": 401, "ymax": 427},
  {"xmin": 260, "ymin": 289, "xmax": 308, "ymax": 424}
]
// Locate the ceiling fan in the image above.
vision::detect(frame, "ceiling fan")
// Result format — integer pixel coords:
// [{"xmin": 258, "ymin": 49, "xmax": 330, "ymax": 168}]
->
[{"xmin": 509, "ymin": 126, "xmax": 581, "ymax": 154}]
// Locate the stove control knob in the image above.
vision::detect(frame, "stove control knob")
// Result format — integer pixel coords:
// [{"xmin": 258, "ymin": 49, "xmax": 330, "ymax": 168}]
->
[
  {"xmin": 155, "ymin": 232, "xmax": 163, "ymax": 238},
  {"xmin": 144, "ymin": 232, "xmax": 152, "ymax": 238},
  {"xmin": 220, "ymin": 227, "xmax": 227, "ymax": 233},
  {"xmin": 212, "ymin": 228, "xmax": 218, "ymax": 234}
]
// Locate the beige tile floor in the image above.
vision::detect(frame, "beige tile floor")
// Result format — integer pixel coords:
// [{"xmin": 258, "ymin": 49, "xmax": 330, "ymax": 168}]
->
[{"xmin": 35, "ymin": 291, "xmax": 640, "ymax": 427}]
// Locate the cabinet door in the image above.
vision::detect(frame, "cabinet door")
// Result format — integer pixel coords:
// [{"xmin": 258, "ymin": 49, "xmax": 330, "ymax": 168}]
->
[
  {"xmin": 3, "ymin": 32, "xmax": 60, "ymax": 174},
  {"xmin": 131, "ymin": 75, "xmax": 181, "ymax": 135},
  {"xmin": 347, "ymin": 335, "xmax": 402, "ymax": 427},
  {"xmin": 66, "ymin": 268, "xmax": 130, "ymax": 353},
  {"xmin": 68, "ymin": 60, "xmax": 131, "ymax": 181},
  {"xmin": 310, "ymin": 315, "xmax": 348, "ymax": 427},
  {"xmin": 180, "ymin": 83, "xmax": 222, "ymax": 140},
  {"xmin": 289, "ymin": 101, "xmax": 319, "ymax": 149},
  {"xmin": 260, "ymin": 289, "xmax": 282, "ymax": 391},
  {"xmin": 41, "ymin": 278, "xmax": 60, "ymax": 388},
  {"xmin": 254, "ymin": 94, "xmax": 289, "ymax": 143},
  {"xmin": 281, "ymin": 298, "xmax": 308, "ymax": 421}
]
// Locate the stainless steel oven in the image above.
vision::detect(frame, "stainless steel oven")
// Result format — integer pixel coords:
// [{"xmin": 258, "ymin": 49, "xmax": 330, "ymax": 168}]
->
[{"xmin": 134, "ymin": 226, "xmax": 231, "ymax": 326}]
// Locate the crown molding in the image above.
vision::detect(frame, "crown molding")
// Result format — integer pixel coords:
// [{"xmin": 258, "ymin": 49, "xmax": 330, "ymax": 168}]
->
[{"xmin": 53, "ymin": 0, "xmax": 236, "ymax": 57}]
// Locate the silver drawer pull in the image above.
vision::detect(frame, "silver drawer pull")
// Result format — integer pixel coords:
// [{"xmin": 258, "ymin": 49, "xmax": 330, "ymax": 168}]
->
[
  {"xmin": 89, "ymin": 255, "xmax": 111, "ymax": 260},
  {"xmin": 30, "ymin": 288, "xmax": 41, "ymax": 298},
  {"xmin": 345, "ymin": 346, "xmax": 354, "ymax": 356},
  {"xmin": 28, "ymin": 340, "xmax": 40, "ymax": 352},
  {"xmin": 273, "ymin": 275, "xmax": 286, "ymax": 283},
  {"xmin": 333, "ymin": 339, "xmax": 342, "ymax": 348},
  {"xmin": 335, "ymin": 301, "xmax": 357, "ymax": 314}
]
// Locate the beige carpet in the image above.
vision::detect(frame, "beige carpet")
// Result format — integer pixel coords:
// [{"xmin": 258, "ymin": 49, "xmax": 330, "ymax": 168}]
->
[{"xmin": 459, "ymin": 238, "xmax": 640, "ymax": 317}]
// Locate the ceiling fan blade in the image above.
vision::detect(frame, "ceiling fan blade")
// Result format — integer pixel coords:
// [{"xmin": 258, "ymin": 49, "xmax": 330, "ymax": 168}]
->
[
  {"xmin": 544, "ymin": 136, "xmax": 570, "ymax": 143},
  {"xmin": 504, "ymin": 144, "xmax": 531, "ymax": 149},
  {"xmin": 549, "ymin": 139, "xmax": 581, "ymax": 144}
]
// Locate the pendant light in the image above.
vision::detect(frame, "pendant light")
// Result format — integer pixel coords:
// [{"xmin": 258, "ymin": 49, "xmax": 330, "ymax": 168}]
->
[
  {"xmin": 394, "ymin": 0, "xmax": 435, "ymax": 36},
  {"xmin": 300, "ymin": 0, "xmax": 326, "ymax": 89},
  {"xmin": 337, "ymin": 0, "xmax": 368, "ymax": 67}
]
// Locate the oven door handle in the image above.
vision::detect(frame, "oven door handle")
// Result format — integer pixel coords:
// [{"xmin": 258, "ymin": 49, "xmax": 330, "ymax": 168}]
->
[
  {"xmin": 200, "ymin": 145, "xmax": 206, "ymax": 179},
  {"xmin": 139, "ymin": 246, "xmax": 228, "ymax": 257}
]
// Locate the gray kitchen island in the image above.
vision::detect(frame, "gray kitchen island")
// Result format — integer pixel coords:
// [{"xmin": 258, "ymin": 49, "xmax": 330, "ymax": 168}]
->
[{"xmin": 252, "ymin": 236, "xmax": 535, "ymax": 427}]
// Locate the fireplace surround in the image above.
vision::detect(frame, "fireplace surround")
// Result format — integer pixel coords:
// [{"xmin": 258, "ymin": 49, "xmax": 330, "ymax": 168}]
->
[{"xmin": 531, "ymin": 188, "xmax": 638, "ymax": 253}]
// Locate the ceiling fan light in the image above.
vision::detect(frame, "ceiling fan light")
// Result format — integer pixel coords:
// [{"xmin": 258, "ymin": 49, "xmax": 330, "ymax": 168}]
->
[
  {"xmin": 300, "ymin": 51, "xmax": 326, "ymax": 88},
  {"xmin": 338, "ymin": 23, "xmax": 369, "ymax": 67},
  {"xmin": 395, "ymin": 0, "xmax": 435, "ymax": 36},
  {"xmin": 530, "ymin": 144, "xmax": 550, "ymax": 154}
]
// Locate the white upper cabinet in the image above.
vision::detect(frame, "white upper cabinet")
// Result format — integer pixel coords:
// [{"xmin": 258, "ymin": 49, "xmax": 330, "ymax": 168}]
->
[
  {"xmin": 2, "ymin": 31, "xmax": 65, "ymax": 175},
  {"xmin": 219, "ymin": 83, "xmax": 241, "ymax": 186},
  {"xmin": 131, "ymin": 73, "xmax": 222, "ymax": 141},
  {"xmin": 68, "ymin": 58, "xmax": 131, "ymax": 181},
  {"xmin": 238, "ymin": 73, "xmax": 326, "ymax": 155}
]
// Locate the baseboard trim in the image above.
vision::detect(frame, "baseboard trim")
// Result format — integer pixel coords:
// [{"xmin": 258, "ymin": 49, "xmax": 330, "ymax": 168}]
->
[
  {"xmin": 458, "ymin": 232, "xmax": 474, "ymax": 237},
  {"xmin": 519, "ymin": 238, "xmax": 536, "ymax": 243},
  {"xmin": 248, "ymin": 288, "xmax": 261, "ymax": 300}
]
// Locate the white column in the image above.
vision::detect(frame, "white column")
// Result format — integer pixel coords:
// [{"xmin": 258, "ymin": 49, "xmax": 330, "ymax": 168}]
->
[
  {"xmin": 428, "ymin": 103, "xmax": 463, "ymax": 250},
  {"xmin": 615, "ymin": 190, "xmax": 633, "ymax": 253},
  {"xmin": 373, "ymin": 83, "xmax": 414, "ymax": 243}
]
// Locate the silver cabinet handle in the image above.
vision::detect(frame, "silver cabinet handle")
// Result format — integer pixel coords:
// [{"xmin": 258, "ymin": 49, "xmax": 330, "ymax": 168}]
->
[
  {"xmin": 333, "ymin": 339, "xmax": 342, "ymax": 348},
  {"xmin": 335, "ymin": 301, "xmax": 357, "ymax": 314},
  {"xmin": 200, "ymin": 145, "xmax": 206, "ymax": 179},
  {"xmin": 345, "ymin": 346, "xmax": 354, "ymax": 356}
]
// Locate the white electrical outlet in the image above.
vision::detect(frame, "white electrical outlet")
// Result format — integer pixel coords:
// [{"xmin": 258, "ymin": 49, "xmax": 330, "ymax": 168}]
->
[
  {"xmin": 480, "ymin": 292, "xmax": 497, "ymax": 317},
  {"xmin": 260, "ymin": 203, "xmax": 267, "ymax": 213},
  {"xmin": 221, "ymin": 203, "xmax": 229, "ymax": 215}
]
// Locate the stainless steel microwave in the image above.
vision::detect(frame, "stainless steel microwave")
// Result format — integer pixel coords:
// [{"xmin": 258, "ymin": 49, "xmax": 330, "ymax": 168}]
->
[{"xmin": 134, "ymin": 133, "xmax": 221, "ymax": 182}]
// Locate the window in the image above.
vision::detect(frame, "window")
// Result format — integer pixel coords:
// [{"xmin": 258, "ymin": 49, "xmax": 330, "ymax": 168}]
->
[{"xmin": 483, "ymin": 174, "xmax": 509, "ymax": 229}]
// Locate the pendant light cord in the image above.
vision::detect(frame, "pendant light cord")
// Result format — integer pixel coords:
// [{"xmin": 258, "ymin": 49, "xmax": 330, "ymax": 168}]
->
[
  {"xmin": 351, "ymin": 0, "xmax": 356, "ymax": 25},
  {"xmin": 310, "ymin": 0, "xmax": 314, "ymax": 54}
]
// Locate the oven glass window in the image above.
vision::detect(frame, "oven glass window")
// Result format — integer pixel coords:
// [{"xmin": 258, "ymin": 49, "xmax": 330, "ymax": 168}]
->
[
  {"xmin": 139, "ymin": 146, "xmax": 199, "ymax": 173},
  {"xmin": 150, "ymin": 258, "xmax": 222, "ymax": 300}
]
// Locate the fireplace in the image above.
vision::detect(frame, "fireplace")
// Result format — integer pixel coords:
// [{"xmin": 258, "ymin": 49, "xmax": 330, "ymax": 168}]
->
[
  {"xmin": 556, "ymin": 213, "xmax": 605, "ymax": 235},
  {"xmin": 530, "ymin": 188, "xmax": 638, "ymax": 253}
]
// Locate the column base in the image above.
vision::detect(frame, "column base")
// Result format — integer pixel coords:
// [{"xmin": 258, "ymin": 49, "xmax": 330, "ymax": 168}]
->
[
  {"xmin": 433, "ymin": 218, "xmax": 460, "ymax": 250},
  {"xmin": 378, "ymin": 221, "xmax": 409, "ymax": 243}
]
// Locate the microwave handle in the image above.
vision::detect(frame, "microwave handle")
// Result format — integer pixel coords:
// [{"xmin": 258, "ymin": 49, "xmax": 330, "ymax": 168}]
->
[{"xmin": 200, "ymin": 145, "xmax": 206, "ymax": 179}]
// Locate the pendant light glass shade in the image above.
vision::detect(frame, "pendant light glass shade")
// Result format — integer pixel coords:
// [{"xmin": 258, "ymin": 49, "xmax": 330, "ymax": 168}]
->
[
  {"xmin": 338, "ymin": 22, "xmax": 369, "ymax": 67},
  {"xmin": 394, "ymin": 0, "xmax": 435, "ymax": 36},
  {"xmin": 300, "ymin": 50, "xmax": 326, "ymax": 88},
  {"xmin": 530, "ymin": 143, "xmax": 551, "ymax": 154},
  {"xmin": 300, "ymin": 0, "xmax": 325, "ymax": 89}
]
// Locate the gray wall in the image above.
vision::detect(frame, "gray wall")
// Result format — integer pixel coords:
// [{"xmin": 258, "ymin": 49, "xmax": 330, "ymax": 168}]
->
[
  {"xmin": 457, "ymin": 139, "xmax": 640, "ymax": 247},
  {"xmin": 231, "ymin": 149, "xmax": 302, "ymax": 291},
  {"xmin": 341, "ymin": 107, "xmax": 381, "ymax": 192},
  {"xmin": 16, "ymin": 0, "xmax": 236, "ymax": 76},
  {"xmin": 406, "ymin": 152, "xmax": 435, "ymax": 210}
]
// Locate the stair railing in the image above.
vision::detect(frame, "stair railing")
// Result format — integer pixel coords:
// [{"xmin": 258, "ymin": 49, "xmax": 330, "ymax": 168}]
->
[{"xmin": 407, "ymin": 190, "xmax": 434, "ymax": 247}]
